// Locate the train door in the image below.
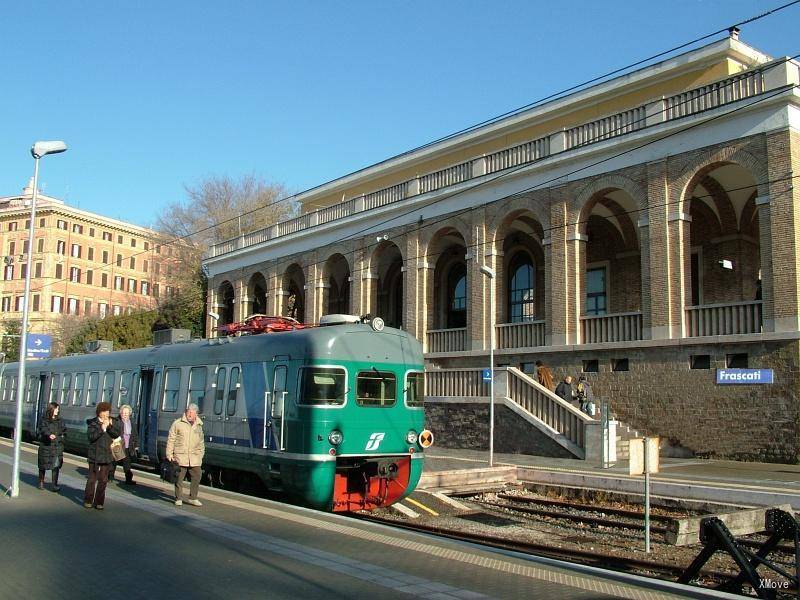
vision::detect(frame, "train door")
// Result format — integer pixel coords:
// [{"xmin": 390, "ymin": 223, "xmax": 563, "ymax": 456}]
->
[
  {"xmin": 268, "ymin": 362, "xmax": 289, "ymax": 451},
  {"xmin": 136, "ymin": 367, "xmax": 157, "ymax": 460},
  {"xmin": 223, "ymin": 365, "xmax": 243, "ymax": 446},
  {"xmin": 209, "ymin": 366, "xmax": 228, "ymax": 443},
  {"xmin": 29, "ymin": 375, "xmax": 44, "ymax": 432}
]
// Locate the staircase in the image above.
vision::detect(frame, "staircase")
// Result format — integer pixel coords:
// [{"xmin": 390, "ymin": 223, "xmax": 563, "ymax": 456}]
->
[{"xmin": 614, "ymin": 422, "xmax": 640, "ymax": 461}]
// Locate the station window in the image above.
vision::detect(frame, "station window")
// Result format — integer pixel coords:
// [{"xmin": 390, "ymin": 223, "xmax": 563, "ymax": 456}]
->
[
  {"xmin": 162, "ymin": 368, "xmax": 181, "ymax": 412},
  {"xmin": 582, "ymin": 360, "xmax": 599, "ymax": 373},
  {"xmin": 213, "ymin": 367, "xmax": 227, "ymax": 415},
  {"xmin": 73, "ymin": 373, "xmax": 85, "ymax": 406},
  {"xmin": 405, "ymin": 371, "xmax": 424, "ymax": 408},
  {"xmin": 60, "ymin": 374, "xmax": 72, "ymax": 405},
  {"xmin": 117, "ymin": 234, "xmax": 123, "ymax": 244},
  {"xmin": 299, "ymin": 367, "xmax": 346, "ymax": 406},
  {"xmin": 188, "ymin": 367, "xmax": 207, "ymax": 413},
  {"xmin": 103, "ymin": 231, "xmax": 112, "ymax": 241},
  {"xmin": 611, "ymin": 358, "xmax": 629, "ymax": 372},
  {"xmin": 37, "ymin": 238, "xmax": 44, "ymax": 253},
  {"xmin": 226, "ymin": 367, "xmax": 240, "ymax": 416},
  {"xmin": 726, "ymin": 353, "xmax": 748, "ymax": 369},
  {"xmin": 87, "ymin": 372, "xmax": 100, "ymax": 406},
  {"xmin": 8, "ymin": 222, "xmax": 18, "ymax": 231},
  {"xmin": 356, "ymin": 370, "xmax": 396, "ymax": 407},
  {"xmin": 39, "ymin": 218, "xmax": 46, "ymax": 228},
  {"xmin": 690, "ymin": 355, "xmax": 711, "ymax": 370},
  {"xmin": 50, "ymin": 374, "xmax": 61, "ymax": 404}
]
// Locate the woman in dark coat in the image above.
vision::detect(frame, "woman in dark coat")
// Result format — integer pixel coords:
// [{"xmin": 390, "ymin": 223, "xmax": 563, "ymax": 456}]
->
[
  {"xmin": 37, "ymin": 401, "xmax": 67, "ymax": 492},
  {"xmin": 84, "ymin": 401, "xmax": 120, "ymax": 510}
]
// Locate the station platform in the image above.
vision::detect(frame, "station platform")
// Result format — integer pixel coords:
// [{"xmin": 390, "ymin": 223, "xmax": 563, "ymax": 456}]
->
[
  {"xmin": 0, "ymin": 439, "xmax": 737, "ymax": 600},
  {"xmin": 421, "ymin": 448, "xmax": 800, "ymax": 510}
]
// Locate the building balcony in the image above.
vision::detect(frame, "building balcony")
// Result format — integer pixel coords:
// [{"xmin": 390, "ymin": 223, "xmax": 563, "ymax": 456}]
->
[
  {"xmin": 685, "ymin": 301, "xmax": 763, "ymax": 337},
  {"xmin": 581, "ymin": 312, "xmax": 644, "ymax": 344}
]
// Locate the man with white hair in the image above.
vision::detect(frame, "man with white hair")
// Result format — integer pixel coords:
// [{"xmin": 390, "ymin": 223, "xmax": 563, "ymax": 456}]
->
[{"xmin": 166, "ymin": 403, "xmax": 205, "ymax": 507}]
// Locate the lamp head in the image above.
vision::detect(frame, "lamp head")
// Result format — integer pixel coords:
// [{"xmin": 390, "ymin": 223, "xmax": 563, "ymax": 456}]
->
[
  {"xmin": 479, "ymin": 265, "xmax": 495, "ymax": 279},
  {"xmin": 31, "ymin": 141, "xmax": 68, "ymax": 159},
  {"xmin": 207, "ymin": 311, "xmax": 220, "ymax": 321}
]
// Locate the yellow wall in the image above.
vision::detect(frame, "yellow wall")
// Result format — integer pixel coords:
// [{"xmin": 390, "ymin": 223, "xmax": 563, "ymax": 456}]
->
[{"xmin": 302, "ymin": 58, "xmax": 749, "ymax": 212}]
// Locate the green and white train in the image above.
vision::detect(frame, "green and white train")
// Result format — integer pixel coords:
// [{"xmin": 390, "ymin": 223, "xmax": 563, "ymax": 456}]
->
[{"xmin": 0, "ymin": 317, "xmax": 428, "ymax": 511}]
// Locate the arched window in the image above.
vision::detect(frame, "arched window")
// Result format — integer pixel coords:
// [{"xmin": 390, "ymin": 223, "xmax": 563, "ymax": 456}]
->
[
  {"xmin": 508, "ymin": 253, "xmax": 535, "ymax": 322},
  {"xmin": 446, "ymin": 264, "xmax": 467, "ymax": 328}
]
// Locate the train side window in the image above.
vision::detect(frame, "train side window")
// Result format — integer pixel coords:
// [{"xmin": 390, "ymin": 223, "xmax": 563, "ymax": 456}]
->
[
  {"xmin": 226, "ymin": 367, "xmax": 240, "ymax": 416},
  {"xmin": 50, "ymin": 375, "xmax": 61, "ymax": 405},
  {"xmin": 87, "ymin": 372, "xmax": 100, "ymax": 406},
  {"xmin": 162, "ymin": 368, "xmax": 181, "ymax": 412},
  {"xmin": 119, "ymin": 371, "xmax": 132, "ymax": 406},
  {"xmin": 298, "ymin": 367, "xmax": 346, "ymax": 406},
  {"xmin": 28, "ymin": 377, "xmax": 38, "ymax": 405},
  {"xmin": 12, "ymin": 377, "xmax": 20, "ymax": 402},
  {"xmin": 102, "ymin": 372, "xmax": 115, "ymax": 404},
  {"xmin": 405, "ymin": 371, "xmax": 425, "ymax": 408},
  {"xmin": 60, "ymin": 374, "xmax": 72, "ymax": 405},
  {"xmin": 213, "ymin": 367, "xmax": 227, "ymax": 415},
  {"xmin": 188, "ymin": 367, "xmax": 207, "ymax": 414},
  {"xmin": 356, "ymin": 370, "xmax": 397, "ymax": 407},
  {"xmin": 73, "ymin": 373, "xmax": 85, "ymax": 406}
]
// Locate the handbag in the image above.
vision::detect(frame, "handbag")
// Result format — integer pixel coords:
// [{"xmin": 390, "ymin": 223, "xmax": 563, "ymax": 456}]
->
[
  {"xmin": 110, "ymin": 437, "xmax": 126, "ymax": 462},
  {"xmin": 160, "ymin": 461, "xmax": 180, "ymax": 484}
]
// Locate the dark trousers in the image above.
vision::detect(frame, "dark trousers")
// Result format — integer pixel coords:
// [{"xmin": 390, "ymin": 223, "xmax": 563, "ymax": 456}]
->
[
  {"xmin": 38, "ymin": 468, "xmax": 60, "ymax": 485},
  {"xmin": 175, "ymin": 465, "xmax": 201, "ymax": 501},
  {"xmin": 84, "ymin": 463, "xmax": 110, "ymax": 506},
  {"xmin": 110, "ymin": 449, "xmax": 134, "ymax": 483}
]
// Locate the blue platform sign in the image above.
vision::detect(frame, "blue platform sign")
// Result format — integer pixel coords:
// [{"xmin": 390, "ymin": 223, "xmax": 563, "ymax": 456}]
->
[
  {"xmin": 27, "ymin": 334, "xmax": 52, "ymax": 358},
  {"xmin": 716, "ymin": 368, "xmax": 773, "ymax": 385},
  {"xmin": 482, "ymin": 368, "xmax": 492, "ymax": 382}
]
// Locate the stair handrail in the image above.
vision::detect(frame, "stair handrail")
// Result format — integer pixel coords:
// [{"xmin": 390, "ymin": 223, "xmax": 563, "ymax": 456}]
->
[{"xmin": 506, "ymin": 367, "xmax": 594, "ymax": 422}]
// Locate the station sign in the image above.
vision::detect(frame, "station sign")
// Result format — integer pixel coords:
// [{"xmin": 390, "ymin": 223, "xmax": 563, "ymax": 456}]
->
[
  {"xmin": 716, "ymin": 368, "xmax": 773, "ymax": 385},
  {"xmin": 482, "ymin": 368, "xmax": 492, "ymax": 382},
  {"xmin": 26, "ymin": 334, "xmax": 52, "ymax": 358}
]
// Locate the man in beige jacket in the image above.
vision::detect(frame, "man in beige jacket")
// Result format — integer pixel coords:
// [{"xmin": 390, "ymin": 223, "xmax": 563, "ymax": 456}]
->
[{"xmin": 166, "ymin": 403, "xmax": 205, "ymax": 507}]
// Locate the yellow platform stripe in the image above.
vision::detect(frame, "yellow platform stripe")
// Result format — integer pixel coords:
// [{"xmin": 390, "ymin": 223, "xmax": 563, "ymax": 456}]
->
[{"xmin": 404, "ymin": 496, "xmax": 439, "ymax": 516}]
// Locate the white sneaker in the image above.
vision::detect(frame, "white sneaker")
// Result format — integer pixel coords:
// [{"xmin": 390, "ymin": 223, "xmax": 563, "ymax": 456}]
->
[
  {"xmin": 174, "ymin": 499, "xmax": 183, "ymax": 506},
  {"xmin": 185, "ymin": 499, "xmax": 202, "ymax": 507}
]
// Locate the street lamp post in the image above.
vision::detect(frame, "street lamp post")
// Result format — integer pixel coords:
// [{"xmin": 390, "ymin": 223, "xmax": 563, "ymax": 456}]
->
[
  {"xmin": 10, "ymin": 141, "xmax": 67, "ymax": 498},
  {"xmin": 479, "ymin": 264, "xmax": 495, "ymax": 468}
]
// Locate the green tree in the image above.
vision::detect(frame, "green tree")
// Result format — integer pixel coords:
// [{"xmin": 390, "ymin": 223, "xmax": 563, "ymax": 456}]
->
[{"xmin": 1, "ymin": 319, "xmax": 21, "ymax": 361}]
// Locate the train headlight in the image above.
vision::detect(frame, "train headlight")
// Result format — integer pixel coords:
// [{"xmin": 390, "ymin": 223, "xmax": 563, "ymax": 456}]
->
[
  {"xmin": 328, "ymin": 430, "xmax": 343, "ymax": 446},
  {"xmin": 405, "ymin": 430, "xmax": 418, "ymax": 444},
  {"xmin": 370, "ymin": 317, "xmax": 385, "ymax": 332}
]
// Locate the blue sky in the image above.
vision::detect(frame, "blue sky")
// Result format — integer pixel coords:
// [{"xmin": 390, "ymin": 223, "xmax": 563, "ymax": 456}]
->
[{"xmin": 1, "ymin": 1, "xmax": 797, "ymax": 228}]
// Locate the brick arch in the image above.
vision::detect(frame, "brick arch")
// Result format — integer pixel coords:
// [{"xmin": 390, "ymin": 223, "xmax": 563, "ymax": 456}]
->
[
  {"xmin": 596, "ymin": 197, "xmax": 639, "ymax": 251},
  {"xmin": 675, "ymin": 146, "xmax": 767, "ymax": 213},
  {"xmin": 486, "ymin": 195, "xmax": 550, "ymax": 241},
  {"xmin": 695, "ymin": 175, "xmax": 738, "ymax": 235},
  {"xmin": 419, "ymin": 217, "xmax": 471, "ymax": 259},
  {"xmin": 574, "ymin": 174, "xmax": 647, "ymax": 218},
  {"xmin": 367, "ymin": 239, "xmax": 406, "ymax": 272},
  {"xmin": 491, "ymin": 208, "xmax": 546, "ymax": 247},
  {"xmin": 739, "ymin": 191, "xmax": 759, "ymax": 238},
  {"xmin": 321, "ymin": 251, "xmax": 352, "ymax": 280}
]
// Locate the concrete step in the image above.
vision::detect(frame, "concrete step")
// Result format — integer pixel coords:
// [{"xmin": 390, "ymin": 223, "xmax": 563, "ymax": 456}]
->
[{"xmin": 418, "ymin": 466, "xmax": 517, "ymax": 491}]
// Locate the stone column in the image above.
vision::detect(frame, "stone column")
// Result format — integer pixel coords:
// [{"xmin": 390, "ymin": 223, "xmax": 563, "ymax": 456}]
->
[
  {"xmin": 755, "ymin": 196, "xmax": 774, "ymax": 331},
  {"xmin": 637, "ymin": 216, "xmax": 653, "ymax": 338},
  {"xmin": 205, "ymin": 288, "xmax": 217, "ymax": 338},
  {"xmin": 403, "ymin": 232, "xmax": 422, "ymax": 344},
  {"xmin": 468, "ymin": 211, "xmax": 489, "ymax": 351},
  {"xmin": 547, "ymin": 192, "xmax": 570, "ymax": 346},
  {"xmin": 265, "ymin": 266, "xmax": 279, "ymax": 316},
  {"xmin": 566, "ymin": 230, "xmax": 586, "ymax": 345},
  {"xmin": 233, "ymin": 279, "xmax": 247, "ymax": 322},
  {"xmin": 352, "ymin": 245, "xmax": 370, "ymax": 316}
]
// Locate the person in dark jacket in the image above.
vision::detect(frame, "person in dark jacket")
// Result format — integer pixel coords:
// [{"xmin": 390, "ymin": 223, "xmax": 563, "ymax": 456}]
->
[
  {"xmin": 37, "ymin": 402, "xmax": 67, "ymax": 492},
  {"xmin": 555, "ymin": 375, "xmax": 576, "ymax": 405},
  {"xmin": 83, "ymin": 401, "xmax": 120, "ymax": 510},
  {"xmin": 110, "ymin": 404, "xmax": 138, "ymax": 485}
]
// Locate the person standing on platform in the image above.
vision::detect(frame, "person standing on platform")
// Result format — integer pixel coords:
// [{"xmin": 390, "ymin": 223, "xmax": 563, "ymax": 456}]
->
[
  {"xmin": 555, "ymin": 375, "xmax": 576, "ymax": 406},
  {"xmin": 84, "ymin": 402, "xmax": 120, "ymax": 510},
  {"xmin": 37, "ymin": 402, "xmax": 66, "ymax": 492},
  {"xmin": 535, "ymin": 360, "xmax": 554, "ymax": 391},
  {"xmin": 166, "ymin": 403, "xmax": 205, "ymax": 507},
  {"xmin": 110, "ymin": 404, "xmax": 138, "ymax": 485},
  {"xmin": 576, "ymin": 376, "xmax": 595, "ymax": 417}
]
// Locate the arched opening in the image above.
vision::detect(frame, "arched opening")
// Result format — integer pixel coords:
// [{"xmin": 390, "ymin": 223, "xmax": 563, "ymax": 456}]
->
[
  {"xmin": 372, "ymin": 241, "xmax": 404, "ymax": 328},
  {"xmin": 217, "ymin": 281, "xmax": 235, "ymax": 326},
  {"xmin": 498, "ymin": 212, "xmax": 545, "ymax": 323},
  {"xmin": 324, "ymin": 253, "xmax": 351, "ymax": 315},
  {"xmin": 282, "ymin": 264, "xmax": 306, "ymax": 321},
  {"xmin": 580, "ymin": 189, "xmax": 642, "ymax": 316},
  {"xmin": 686, "ymin": 164, "xmax": 760, "ymax": 307},
  {"xmin": 430, "ymin": 228, "xmax": 468, "ymax": 330},
  {"xmin": 247, "ymin": 272, "xmax": 268, "ymax": 316}
]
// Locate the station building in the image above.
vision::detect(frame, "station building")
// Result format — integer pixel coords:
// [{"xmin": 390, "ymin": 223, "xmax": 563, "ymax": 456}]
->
[
  {"xmin": 203, "ymin": 36, "xmax": 800, "ymax": 463},
  {"xmin": 0, "ymin": 180, "xmax": 177, "ymax": 338}
]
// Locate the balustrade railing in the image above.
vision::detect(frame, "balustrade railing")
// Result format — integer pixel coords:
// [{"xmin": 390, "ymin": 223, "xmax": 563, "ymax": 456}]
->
[
  {"xmin": 419, "ymin": 162, "xmax": 472, "ymax": 194},
  {"xmin": 665, "ymin": 69, "xmax": 763, "ymax": 120},
  {"xmin": 496, "ymin": 320, "xmax": 545, "ymax": 349},
  {"xmin": 209, "ymin": 67, "xmax": 774, "ymax": 259},
  {"xmin": 425, "ymin": 368, "xmax": 488, "ymax": 398},
  {"xmin": 485, "ymin": 137, "xmax": 550, "ymax": 174},
  {"xmin": 426, "ymin": 327, "xmax": 466, "ymax": 353},
  {"xmin": 581, "ymin": 312, "xmax": 643, "ymax": 344},
  {"xmin": 685, "ymin": 301, "xmax": 763, "ymax": 337},
  {"xmin": 507, "ymin": 367, "xmax": 590, "ymax": 450},
  {"xmin": 566, "ymin": 105, "xmax": 647, "ymax": 149}
]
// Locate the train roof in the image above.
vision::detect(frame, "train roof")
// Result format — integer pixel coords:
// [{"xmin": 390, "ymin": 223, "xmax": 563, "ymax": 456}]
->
[{"xmin": 6, "ymin": 324, "xmax": 423, "ymax": 371}]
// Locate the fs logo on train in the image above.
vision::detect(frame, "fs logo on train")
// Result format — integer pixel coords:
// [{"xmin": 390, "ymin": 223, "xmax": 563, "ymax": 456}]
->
[{"xmin": 365, "ymin": 432, "xmax": 385, "ymax": 451}]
